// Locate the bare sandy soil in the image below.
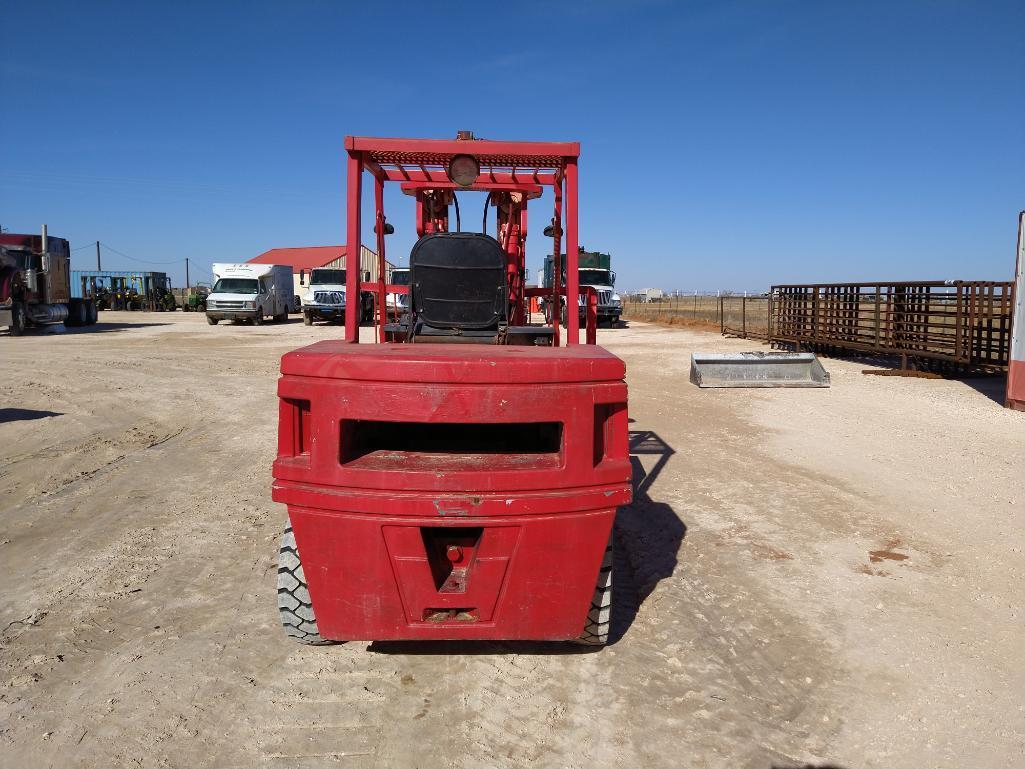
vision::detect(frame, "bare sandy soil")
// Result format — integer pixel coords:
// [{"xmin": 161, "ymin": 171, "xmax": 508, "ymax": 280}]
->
[{"xmin": 1, "ymin": 312, "xmax": 1022, "ymax": 769}]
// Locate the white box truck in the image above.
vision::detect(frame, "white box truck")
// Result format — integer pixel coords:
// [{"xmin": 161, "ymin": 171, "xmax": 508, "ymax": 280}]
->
[{"xmin": 206, "ymin": 263, "xmax": 296, "ymax": 325}]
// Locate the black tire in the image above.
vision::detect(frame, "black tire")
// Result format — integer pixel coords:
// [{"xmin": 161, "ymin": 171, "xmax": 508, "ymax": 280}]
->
[
  {"xmin": 303, "ymin": 312, "xmax": 313, "ymax": 326},
  {"xmin": 252, "ymin": 313, "xmax": 263, "ymax": 326},
  {"xmin": 206, "ymin": 315, "xmax": 218, "ymax": 325},
  {"xmin": 9, "ymin": 302, "xmax": 26, "ymax": 336},
  {"xmin": 274, "ymin": 312, "xmax": 287, "ymax": 322},
  {"xmin": 66, "ymin": 298, "xmax": 87, "ymax": 327},
  {"xmin": 85, "ymin": 300, "xmax": 98, "ymax": 325},
  {"xmin": 278, "ymin": 523, "xmax": 337, "ymax": 645},
  {"xmin": 573, "ymin": 533, "xmax": 612, "ymax": 646}
]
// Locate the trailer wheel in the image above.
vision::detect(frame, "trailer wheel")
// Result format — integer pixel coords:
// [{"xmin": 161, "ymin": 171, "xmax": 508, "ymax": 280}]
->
[
  {"xmin": 278, "ymin": 523, "xmax": 337, "ymax": 645},
  {"xmin": 66, "ymin": 298, "xmax": 87, "ymax": 327},
  {"xmin": 206, "ymin": 316, "xmax": 218, "ymax": 325},
  {"xmin": 573, "ymin": 534, "xmax": 612, "ymax": 646},
  {"xmin": 85, "ymin": 300, "xmax": 98, "ymax": 325},
  {"xmin": 9, "ymin": 302, "xmax": 26, "ymax": 336}
]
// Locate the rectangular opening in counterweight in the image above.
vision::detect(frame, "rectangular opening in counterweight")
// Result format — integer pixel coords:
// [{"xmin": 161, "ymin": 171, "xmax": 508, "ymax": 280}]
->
[{"xmin": 339, "ymin": 420, "xmax": 563, "ymax": 472}]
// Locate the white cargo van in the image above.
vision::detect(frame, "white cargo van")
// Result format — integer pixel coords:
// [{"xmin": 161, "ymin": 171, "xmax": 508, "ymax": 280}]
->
[{"xmin": 206, "ymin": 263, "xmax": 296, "ymax": 325}]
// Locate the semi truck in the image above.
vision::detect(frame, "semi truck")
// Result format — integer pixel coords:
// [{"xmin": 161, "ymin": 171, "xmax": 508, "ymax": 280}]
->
[
  {"xmin": 300, "ymin": 268, "xmax": 375, "ymax": 326},
  {"xmin": 1, "ymin": 226, "xmax": 98, "ymax": 336},
  {"xmin": 539, "ymin": 247, "xmax": 622, "ymax": 327},
  {"xmin": 206, "ymin": 263, "xmax": 297, "ymax": 325}
]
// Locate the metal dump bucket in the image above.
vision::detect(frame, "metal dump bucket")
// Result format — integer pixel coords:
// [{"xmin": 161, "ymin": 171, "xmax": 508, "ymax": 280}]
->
[{"xmin": 690, "ymin": 352, "xmax": 830, "ymax": 388}]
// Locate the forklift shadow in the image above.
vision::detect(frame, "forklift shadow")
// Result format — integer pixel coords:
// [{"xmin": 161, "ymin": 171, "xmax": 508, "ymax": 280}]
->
[
  {"xmin": 609, "ymin": 429, "xmax": 685, "ymax": 644},
  {"xmin": 367, "ymin": 429, "xmax": 684, "ymax": 656}
]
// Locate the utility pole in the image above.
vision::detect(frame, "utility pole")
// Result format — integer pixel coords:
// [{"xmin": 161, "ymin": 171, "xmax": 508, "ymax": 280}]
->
[
  {"xmin": 96, "ymin": 241, "xmax": 101, "ymax": 271},
  {"xmin": 185, "ymin": 257, "xmax": 190, "ymax": 289}
]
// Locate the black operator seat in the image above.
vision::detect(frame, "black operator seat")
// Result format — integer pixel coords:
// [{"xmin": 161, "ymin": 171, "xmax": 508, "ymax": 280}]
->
[
  {"xmin": 411, "ymin": 232, "xmax": 507, "ymax": 337},
  {"xmin": 383, "ymin": 232, "xmax": 555, "ymax": 345}
]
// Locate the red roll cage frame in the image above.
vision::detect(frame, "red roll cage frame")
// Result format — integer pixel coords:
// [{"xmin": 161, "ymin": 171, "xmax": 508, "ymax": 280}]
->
[{"xmin": 342, "ymin": 133, "xmax": 597, "ymax": 346}]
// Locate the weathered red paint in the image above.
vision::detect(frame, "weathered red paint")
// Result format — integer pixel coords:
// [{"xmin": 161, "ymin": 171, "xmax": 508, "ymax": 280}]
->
[
  {"xmin": 1007, "ymin": 212, "xmax": 1024, "ymax": 410},
  {"xmin": 1008, "ymin": 359, "xmax": 1025, "ymax": 411},
  {"xmin": 272, "ymin": 342, "xmax": 631, "ymax": 641}
]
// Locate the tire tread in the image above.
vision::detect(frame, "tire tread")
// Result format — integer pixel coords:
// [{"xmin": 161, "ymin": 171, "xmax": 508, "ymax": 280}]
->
[
  {"xmin": 572, "ymin": 535, "xmax": 614, "ymax": 646},
  {"xmin": 277, "ymin": 523, "xmax": 337, "ymax": 645}
]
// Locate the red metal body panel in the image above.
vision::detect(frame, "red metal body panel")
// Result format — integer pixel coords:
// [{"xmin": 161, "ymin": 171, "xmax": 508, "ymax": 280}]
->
[
  {"xmin": 283, "ymin": 508, "xmax": 614, "ymax": 641},
  {"xmin": 272, "ymin": 343, "xmax": 631, "ymax": 641}
]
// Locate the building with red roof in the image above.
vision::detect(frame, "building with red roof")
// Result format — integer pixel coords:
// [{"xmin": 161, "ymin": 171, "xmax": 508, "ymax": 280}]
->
[
  {"xmin": 248, "ymin": 244, "xmax": 394, "ymax": 299},
  {"xmin": 249, "ymin": 246, "xmax": 349, "ymax": 272}
]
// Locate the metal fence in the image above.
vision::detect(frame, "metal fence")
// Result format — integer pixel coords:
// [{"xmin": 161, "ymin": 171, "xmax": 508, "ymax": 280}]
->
[
  {"xmin": 623, "ymin": 281, "xmax": 1016, "ymax": 373},
  {"xmin": 769, "ymin": 281, "xmax": 1015, "ymax": 372},
  {"xmin": 622, "ymin": 294, "xmax": 770, "ymax": 337}
]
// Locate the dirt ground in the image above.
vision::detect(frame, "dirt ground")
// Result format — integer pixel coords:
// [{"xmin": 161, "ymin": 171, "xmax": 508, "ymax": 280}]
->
[{"xmin": 1, "ymin": 312, "xmax": 1022, "ymax": 769}]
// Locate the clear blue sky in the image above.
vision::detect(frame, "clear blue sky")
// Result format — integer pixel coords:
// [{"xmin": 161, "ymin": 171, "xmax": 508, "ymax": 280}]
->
[{"xmin": 2, "ymin": 1, "xmax": 1022, "ymax": 292}]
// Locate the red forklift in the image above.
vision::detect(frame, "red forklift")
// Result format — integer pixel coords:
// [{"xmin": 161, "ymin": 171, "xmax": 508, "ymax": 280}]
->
[{"xmin": 272, "ymin": 133, "xmax": 632, "ymax": 645}]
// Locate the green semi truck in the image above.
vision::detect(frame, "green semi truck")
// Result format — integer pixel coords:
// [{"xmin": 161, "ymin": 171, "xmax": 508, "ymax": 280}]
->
[{"xmin": 539, "ymin": 247, "xmax": 622, "ymax": 327}]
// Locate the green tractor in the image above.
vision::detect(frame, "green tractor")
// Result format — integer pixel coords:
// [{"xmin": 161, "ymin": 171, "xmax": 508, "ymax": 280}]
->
[{"xmin": 182, "ymin": 283, "xmax": 210, "ymax": 312}]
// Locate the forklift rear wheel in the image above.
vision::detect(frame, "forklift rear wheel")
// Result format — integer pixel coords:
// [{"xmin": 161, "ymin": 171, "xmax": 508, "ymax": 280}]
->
[
  {"xmin": 206, "ymin": 316, "xmax": 218, "ymax": 325},
  {"xmin": 278, "ymin": 523, "xmax": 337, "ymax": 645},
  {"xmin": 572, "ymin": 533, "xmax": 613, "ymax": 646},
  {"xmin": 9, "ymin": 302, "xmax": 25, "ymax": 336},
  {"xmin": 303, "ymin": 312, "xmax": 313, "ymax": 326}
]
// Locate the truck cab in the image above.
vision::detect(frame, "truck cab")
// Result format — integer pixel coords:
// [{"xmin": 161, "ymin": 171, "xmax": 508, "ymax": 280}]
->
[
  {"xmin": 1, "ymin": 228, "xmax": 98, "ymax": 334},
  {"xmin": 577, "ymin": 267, "xmax": 621, "ymax": 326},
  {"xmin": 387, "ymin": 268, "xmax": 410, "ymax": 312},
  {"xmin": 540, "ymin": 248, "xmax": 622, "ymax": 327},
  {"xmin": 301, "ymin": 268, "xmax": 374, "ymax": 326},
  {"xmin": 206, "ymin": 263, "xmax": 295, "ymax": 325}
]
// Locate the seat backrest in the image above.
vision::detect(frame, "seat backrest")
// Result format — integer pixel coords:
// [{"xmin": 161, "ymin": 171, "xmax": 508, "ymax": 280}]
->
[{"xmin": 409, "ymin": 233, "xmax": 507, "ymax": 330}]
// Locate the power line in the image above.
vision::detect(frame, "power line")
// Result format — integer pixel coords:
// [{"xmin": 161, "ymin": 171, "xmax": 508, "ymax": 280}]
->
[{"xmin": 98, "ymin": 242, "xmax": 181, "ymax": 266}]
